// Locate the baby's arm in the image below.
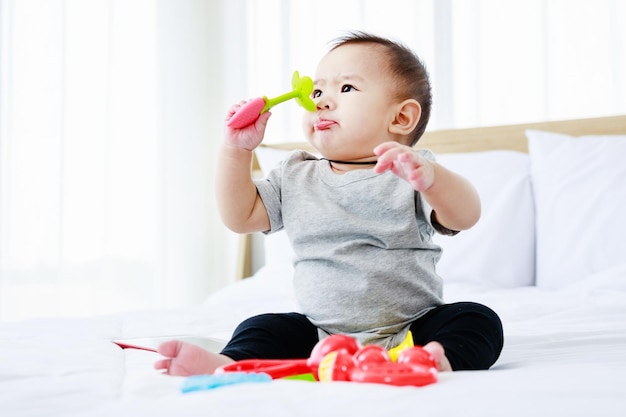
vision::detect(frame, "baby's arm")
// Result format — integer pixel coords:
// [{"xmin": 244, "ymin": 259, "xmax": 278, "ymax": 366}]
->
[
  {"xmin": 373, "ymin": 141, "xmax": 480, "ymax": 231},
  {"xmin": 215, "ymin": 103, "xmax": 272, "ymax": 234}
]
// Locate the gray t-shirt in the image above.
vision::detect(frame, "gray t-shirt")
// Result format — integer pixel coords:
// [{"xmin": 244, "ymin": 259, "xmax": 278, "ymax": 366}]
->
[{"xmin": 255, "ymin": 150, "xmax": 444, "ymax": 348}]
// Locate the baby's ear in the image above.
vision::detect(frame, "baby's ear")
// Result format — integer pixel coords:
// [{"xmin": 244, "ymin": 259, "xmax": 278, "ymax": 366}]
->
[{"xmin": 389, "ymin": 99, "xmax": 421, "ymax": 137}]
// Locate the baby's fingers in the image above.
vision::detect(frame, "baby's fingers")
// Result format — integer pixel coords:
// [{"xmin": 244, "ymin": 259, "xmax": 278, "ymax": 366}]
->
[
  {"xmin": 373, "ymin": 144, "xmax": 404, "ymax": 172},
  {"xmin": 225, "ymin": 100, "xmax": 248, "ymax": 120},
  {"xmin": 373, "ymin": 141, "xmax": 399, "ymax": 155}
]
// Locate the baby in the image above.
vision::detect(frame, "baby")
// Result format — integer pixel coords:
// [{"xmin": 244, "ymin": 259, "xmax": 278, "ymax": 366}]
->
[{"xmin": 154, "ymin": 31, "xmax": 503, "ymax": 376}]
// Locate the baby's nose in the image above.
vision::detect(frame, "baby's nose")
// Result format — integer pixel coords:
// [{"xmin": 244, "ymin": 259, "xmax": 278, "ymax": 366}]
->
[{"xmin": 315, "ymin": 95, "xmax": 332, "ymax": 110}]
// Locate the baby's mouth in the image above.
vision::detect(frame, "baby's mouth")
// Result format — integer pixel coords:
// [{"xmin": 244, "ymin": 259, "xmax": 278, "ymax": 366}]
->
[{"xmin": 314, "ymin": 119, "xmax": 336, "ymax": 131}]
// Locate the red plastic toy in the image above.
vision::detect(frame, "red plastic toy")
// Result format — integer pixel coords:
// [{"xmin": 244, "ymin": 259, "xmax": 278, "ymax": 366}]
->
[{"xmin": 216, "ymin": 334, "xmax": 438, "ymax": 387}]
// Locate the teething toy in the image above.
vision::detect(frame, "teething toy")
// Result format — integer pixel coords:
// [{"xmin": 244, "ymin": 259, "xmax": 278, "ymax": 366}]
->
[{"xmin": 227, "ymin": 71, "xmax": 316, "ymax": 129}]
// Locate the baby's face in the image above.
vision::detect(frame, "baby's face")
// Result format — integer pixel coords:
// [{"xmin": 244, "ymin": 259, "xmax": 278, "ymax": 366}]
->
[{"xmin": 303, "ymin": 43, "xmax": 401, "ymax": 162}]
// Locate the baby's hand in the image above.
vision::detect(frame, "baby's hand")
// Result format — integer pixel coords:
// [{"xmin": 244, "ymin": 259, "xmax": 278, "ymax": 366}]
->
[
  {"xmin": 224, "ymin": 101, "xmax": 272, "ymax": 151},
  {"xmin": 373, "ymin": 142, "xmax": 435, "ymax": 192}
]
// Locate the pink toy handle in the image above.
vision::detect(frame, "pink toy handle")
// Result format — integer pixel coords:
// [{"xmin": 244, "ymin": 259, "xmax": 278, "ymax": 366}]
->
[{"xmin": 227, "ymin": 97, "xmax": 267, "ymax": 129}]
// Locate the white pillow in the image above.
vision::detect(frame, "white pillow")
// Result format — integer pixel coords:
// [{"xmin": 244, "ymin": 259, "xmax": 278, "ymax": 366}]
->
[
  {"xmin": 433, "ymin": 151, "xmax": 535, "ymax": 288},
  {"xmin": 527, "ymin": 129, "xmax": 626, "ymax": 289},
  {"xmin": 255, "ymin": 147, "xmax": 536, "ymax": 289}
]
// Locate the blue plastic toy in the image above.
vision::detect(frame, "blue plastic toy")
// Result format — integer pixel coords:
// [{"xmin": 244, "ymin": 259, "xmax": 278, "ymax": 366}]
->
[{"xmin": 181, "ymin": 372, "xmax": 272, "ymax": 393}]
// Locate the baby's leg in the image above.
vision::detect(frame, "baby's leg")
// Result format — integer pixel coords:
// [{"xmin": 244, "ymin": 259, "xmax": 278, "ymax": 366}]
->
[
  {"xmin": 410, "ymin": 302, "xmax": 503, "ymax": 371},
  {"xmin": 153, "ymin": 340, "xmax": 234, "ymax": 376},
  {"xmin": 155, "ymin": 313, "xmax": 318, "ymax": 377}
]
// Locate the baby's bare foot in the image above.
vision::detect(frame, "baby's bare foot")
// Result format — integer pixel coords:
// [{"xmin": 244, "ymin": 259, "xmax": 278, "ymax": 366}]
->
[
  {"xmin": 153, "ymin": 340, "xmax": 234, "ymax": 376},
  {"xmin": 423, "ymin": 341, "xmax": 452, "ymax": 372}
]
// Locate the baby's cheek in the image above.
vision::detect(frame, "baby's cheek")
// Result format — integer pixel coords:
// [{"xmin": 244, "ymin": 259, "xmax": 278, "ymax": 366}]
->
[{"xmin": 301, "ymin": 113, "xmax": 313, "ymax": 136}]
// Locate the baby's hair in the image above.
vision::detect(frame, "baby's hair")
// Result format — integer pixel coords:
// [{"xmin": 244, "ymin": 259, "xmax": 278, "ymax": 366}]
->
[{"xmin": 328, "ymin": 31, "xmax": 432, "ymax": 146}]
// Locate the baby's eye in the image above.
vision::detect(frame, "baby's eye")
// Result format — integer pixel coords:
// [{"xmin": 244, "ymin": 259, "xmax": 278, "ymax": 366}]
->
[
  {"xmin": 341, "ymin": 84, "xmax": 356, "ymax": 93},
  {"xmin": 312, "ymin": 89, "xmax": 322, "ymax": 99}
]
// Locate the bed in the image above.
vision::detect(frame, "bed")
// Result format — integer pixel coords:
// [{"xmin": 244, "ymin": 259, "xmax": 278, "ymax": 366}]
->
[{"xmin": 2, "ymin": 115, "xmax": 626, "ymax": 417}]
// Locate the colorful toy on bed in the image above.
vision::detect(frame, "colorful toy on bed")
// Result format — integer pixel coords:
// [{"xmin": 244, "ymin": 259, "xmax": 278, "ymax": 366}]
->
[
  {"xmin": 227, "ymin": 70, "xmax": 316, "ymax": 129},
  {"xmin": 214, "ymin": 333, "xmax": 437, "ymax": 388}
]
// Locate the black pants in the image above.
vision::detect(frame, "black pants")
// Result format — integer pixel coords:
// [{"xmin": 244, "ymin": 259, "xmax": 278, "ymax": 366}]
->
[{"xmin": 221, "ymin": 302, "xmax": 503, "ymax": 371}]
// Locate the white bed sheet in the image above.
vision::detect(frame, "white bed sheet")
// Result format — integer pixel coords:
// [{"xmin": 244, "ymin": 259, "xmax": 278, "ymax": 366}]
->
[{"xmin": 2, "ymin": 263, "xmax": 626, "ymax": 417}]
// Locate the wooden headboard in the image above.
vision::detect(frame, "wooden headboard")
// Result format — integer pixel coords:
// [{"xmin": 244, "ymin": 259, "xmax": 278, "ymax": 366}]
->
[{"xmin": 235, "ymin": 114, "xmax": 626, "ymax": 279}]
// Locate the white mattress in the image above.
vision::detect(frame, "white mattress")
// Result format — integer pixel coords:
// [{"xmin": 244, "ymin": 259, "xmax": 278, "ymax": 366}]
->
[{"xmin": 2, "ymin": 263, "xmax": 626, "ymax": 417}]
